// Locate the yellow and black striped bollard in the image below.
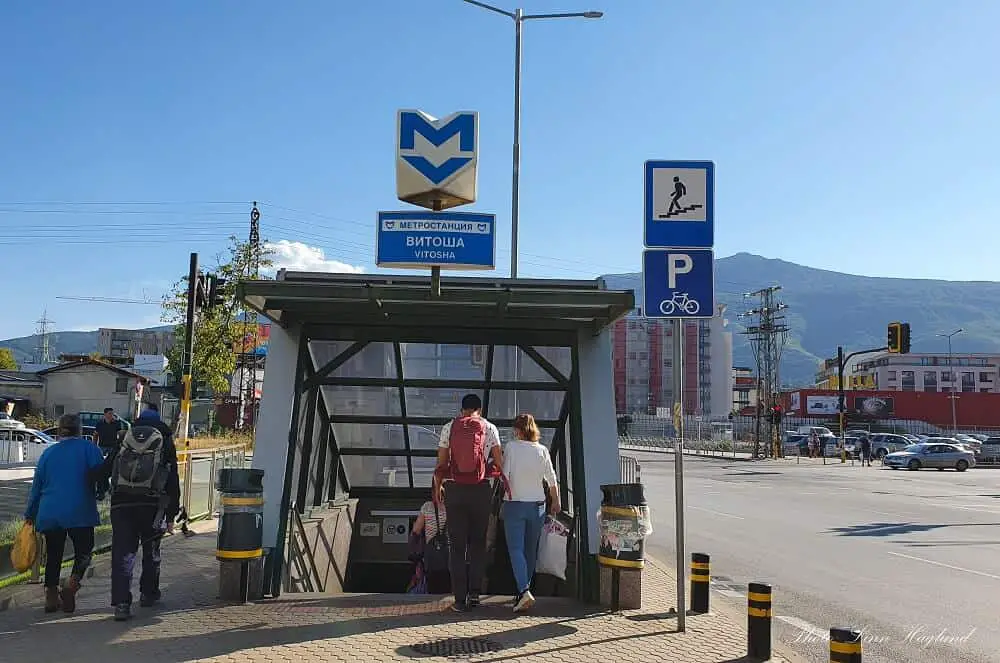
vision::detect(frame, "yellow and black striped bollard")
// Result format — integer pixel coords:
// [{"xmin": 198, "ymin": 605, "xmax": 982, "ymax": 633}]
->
[
  {"xmin": 690, "ymin": 553, "xmax": 710, "ymax": 613},
  {"xmin": 747, "ymin": 582, "xmax": 772, "ymax": 660},
  {"xmin": 830, "ymin": 627, "xmax": 862, "ymax": 662}
]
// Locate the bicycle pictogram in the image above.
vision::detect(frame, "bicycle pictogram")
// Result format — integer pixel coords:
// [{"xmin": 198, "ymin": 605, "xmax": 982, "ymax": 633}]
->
[{"xmin": 659, "ymin": 292, "xmax": 700, "ymax": 315}]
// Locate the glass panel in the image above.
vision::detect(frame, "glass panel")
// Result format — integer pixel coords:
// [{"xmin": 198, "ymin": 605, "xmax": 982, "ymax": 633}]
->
[
  {"xmin": 400, "ymin": 343, "xmax": 486, "ymax": 380},
  {"xmin": 407, "ymin": 424, "xmax": 444, "ymax": 451},
  {"xmin": 533, "ymin": 346, "xmax": 571, "ymax": 381},
  {"xmin": 341, "ymin": 455, "xmax": 411, "ymax": 487},
  {"xmin": 488, "ymin": 390, "xmax": 565, "ymax": 421},
  {"xmin": 332, "ymin": 422, "xmax": 407, "ymax": 450},
  {"xmin": 309, "ymin": 340, "xmax": 353, "ymax": 372},
  {"xmin": 321, "ymin": 386, "xmax": 401, "ymax": 417},
  {"xmin": 405, "ymin": 387, "xmax": 483, "ymax": 418},
  {"xmin": 411, "ymin": 455, "xmax": 439, "ymax": 487},
  {"xmin": 490, "ymin": 346, "xmax": 557, "ymax": 383}
]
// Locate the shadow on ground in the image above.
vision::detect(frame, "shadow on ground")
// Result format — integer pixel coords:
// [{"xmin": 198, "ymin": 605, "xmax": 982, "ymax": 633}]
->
[{"xmin": 827, "ymin": 522, "xmax": 1000, "ymax": 537}]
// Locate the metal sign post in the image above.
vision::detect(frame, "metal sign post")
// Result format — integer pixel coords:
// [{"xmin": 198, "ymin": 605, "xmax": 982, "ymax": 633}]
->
[{"xmin": 673, "ymin": 318, "xmax": 686, "ymax": 632}]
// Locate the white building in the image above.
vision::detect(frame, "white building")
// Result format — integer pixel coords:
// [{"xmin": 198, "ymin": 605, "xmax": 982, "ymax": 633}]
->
[
  {"xmin": 850, "ymin": 352, "xmax": 999, "ymax": 393},
  {"xmin": 130, "ymin": 354, "xmax": 170, "ymax": 387}
]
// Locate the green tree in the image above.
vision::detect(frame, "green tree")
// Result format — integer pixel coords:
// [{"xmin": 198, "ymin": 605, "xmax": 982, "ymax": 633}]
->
[
  {"xmin": 0, "ymin": 347, "xmax": 18, "ymax": 370},
  {"xmin": 161, "ymin": 236, "xmax": 273, "ymax": 395}
]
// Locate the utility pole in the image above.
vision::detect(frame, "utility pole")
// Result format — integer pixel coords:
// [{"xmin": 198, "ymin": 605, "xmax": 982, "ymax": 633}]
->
[
  {"xmin": 236, "ymin": 203, "xmax": 263, "ymax": 431},
  {"xmin": 739, "ymin": 286, "xmax": 789, "ymax": 458},
  {"xmin": 177, "ymin": 252, "xmax": 199, "ymax": 451}
]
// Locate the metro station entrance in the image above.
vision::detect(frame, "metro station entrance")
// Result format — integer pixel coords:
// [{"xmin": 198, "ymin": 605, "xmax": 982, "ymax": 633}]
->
[{"xmin": 238, "ymin": 272, "xmax": 633, "ymax": 603}]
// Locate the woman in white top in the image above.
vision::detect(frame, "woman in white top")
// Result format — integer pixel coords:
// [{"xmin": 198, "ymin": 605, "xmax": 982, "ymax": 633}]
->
[
  {"xmin": 501, "ymin": 413, "xmax": 560, "ymax": 612},
  {"xmin": 412, "ymin": 482, "xmax": 450, "ymax": 594}
]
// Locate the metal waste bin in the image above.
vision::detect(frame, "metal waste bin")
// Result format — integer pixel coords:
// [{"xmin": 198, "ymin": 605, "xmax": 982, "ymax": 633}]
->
[
  {"xmin": 598, "ymin": 482, "xmax": 652, "ymax": 610},
  {"xmin": 216, "ymin": 468, "xmax": 265, "ymax": 602},
  {"xmin": 598, "ymin": 483, "xmax": 650, "ymax": 569}
]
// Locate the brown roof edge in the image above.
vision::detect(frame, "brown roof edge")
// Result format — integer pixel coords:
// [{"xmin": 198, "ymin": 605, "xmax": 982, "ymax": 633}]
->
[{"xmin": 36, "ymin": 358, "xmax": 150, "ymax": 382}]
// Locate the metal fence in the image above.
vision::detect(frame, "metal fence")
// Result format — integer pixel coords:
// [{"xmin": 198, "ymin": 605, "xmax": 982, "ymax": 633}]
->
[
  {"xmin": 0, "ymin": 439, "xmax": 47, "ymax": 467},
  {"xmin": 619, "ymin": 454, "xmax": 642, "ymax": 484},
  {"xmin": 177, "ymin": 444, "xmax": 250, "ymax": 520}
]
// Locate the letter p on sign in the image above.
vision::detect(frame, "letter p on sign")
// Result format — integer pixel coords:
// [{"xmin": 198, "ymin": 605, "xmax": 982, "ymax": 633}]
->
[{"xmin": 667, "ymin": 253, "xmax": 693, "ymax": 288}]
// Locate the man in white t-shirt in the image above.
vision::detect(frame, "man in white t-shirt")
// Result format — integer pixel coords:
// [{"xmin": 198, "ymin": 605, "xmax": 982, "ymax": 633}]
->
[{"xmin": 435, "ymin": 394, "xmax": 503, "ymax": 612}]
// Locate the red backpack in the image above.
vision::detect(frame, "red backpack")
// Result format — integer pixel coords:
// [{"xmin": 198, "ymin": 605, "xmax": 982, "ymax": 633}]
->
[{"xmin": 447, "ymin": 416, "xmax": 488, "ymax": 484}]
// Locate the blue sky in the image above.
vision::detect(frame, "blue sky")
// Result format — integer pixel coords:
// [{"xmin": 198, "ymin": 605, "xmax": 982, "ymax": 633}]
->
[{"xmin": 3, "ymin": 0, "xmax": 999, "ymax": 340}]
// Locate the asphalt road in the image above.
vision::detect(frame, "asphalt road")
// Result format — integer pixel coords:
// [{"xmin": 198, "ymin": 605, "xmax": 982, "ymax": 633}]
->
[{"xmin": 633, "ymin": 451, "xmax": 1000, "ymax": 663}]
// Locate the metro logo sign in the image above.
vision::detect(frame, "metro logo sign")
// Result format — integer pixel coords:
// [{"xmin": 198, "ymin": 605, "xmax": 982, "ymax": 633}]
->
[{"xmin": 396, "ymin": 109, "xmax": 478, "ymax": 211}]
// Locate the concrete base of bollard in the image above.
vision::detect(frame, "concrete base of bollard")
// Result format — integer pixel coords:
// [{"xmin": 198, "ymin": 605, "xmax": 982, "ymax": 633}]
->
[
  {"xmin": 219, "ymin": 557, "xmax": 265, "ymax": 603},
  {"xmin": 599, "ymin": 565, "xmax": 641, "ymax": 610}
]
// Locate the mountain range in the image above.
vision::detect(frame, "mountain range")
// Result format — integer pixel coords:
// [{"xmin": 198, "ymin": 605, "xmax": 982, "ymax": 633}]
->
[
  {"xmin": 4, "ymin": 254, "xmax": 1000, "ymax": 386},
  {"xmin": 601, "ymin": 253, "xmax": 1000, "ymax": 386}
]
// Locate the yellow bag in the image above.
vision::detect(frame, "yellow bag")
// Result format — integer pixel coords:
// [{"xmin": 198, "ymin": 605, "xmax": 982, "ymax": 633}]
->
[{"xmin": 10, "ymin": 522, "xmax": 37, "ymax": 573}]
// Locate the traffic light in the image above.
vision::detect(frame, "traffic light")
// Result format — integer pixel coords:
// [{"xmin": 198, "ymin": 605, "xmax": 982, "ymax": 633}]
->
[
  {"xmin": 769, "ymin": 404, "xmax": 783, "ymax": 425},
  {"xmin": 194, "ymin": 273, "xmax": 209, "ymax": 309},
  {"xmin": 887, "ymin": 322, "xmax": 901, "ymax": 353},
  {"xmin": 899, "ymin": 322, "xmax": 911, "ymax": 354},
  {"xmin": 206, "ymin": 274, "xmax": 227, "ymax": 309}
]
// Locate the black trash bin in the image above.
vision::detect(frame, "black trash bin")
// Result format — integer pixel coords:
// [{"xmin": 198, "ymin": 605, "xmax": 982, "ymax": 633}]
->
[
  {"xmin": 216, "ymin": 468, "xmax": 265, "ymax": 601},
  {"xmin": 597, "ymin": 483, "xmax": 650, "ymax": 569}
]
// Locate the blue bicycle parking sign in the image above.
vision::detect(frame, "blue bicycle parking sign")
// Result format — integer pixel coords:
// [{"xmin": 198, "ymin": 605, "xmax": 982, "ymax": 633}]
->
[{"xmin": 642, "ymin": 249, "xmax": 714, "ymax": 319}]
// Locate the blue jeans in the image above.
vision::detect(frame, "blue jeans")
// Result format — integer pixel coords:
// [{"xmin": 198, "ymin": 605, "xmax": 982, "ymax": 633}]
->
[{"xmin": 502, "ymin": 501, "xmax": 546, "ymax": 594}]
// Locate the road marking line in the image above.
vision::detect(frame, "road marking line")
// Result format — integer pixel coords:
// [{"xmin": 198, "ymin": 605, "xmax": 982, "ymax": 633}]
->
[
  {"xmin": 776, "ymin": 615, "xmax": 827, "ymax": 639},
  {"xmin": 689, "ymin": 506, "xmax": 745, "ymax": 519},
  {"xmin": 716, "ymin": 589, "xmax": 744, "ymax": 598},
  {"xmin": 887, "ymin": 551, "xmax": 1000, "ymax": 580}
]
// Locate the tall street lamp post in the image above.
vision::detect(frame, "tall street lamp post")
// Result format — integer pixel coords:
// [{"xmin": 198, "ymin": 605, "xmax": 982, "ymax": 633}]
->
[
  {"xmin": 462, "ymin": 0, "xmax": 603, "ymax": 278},
  {"xmin": 937, "ymin": 328, "xmax": 963, "ymax": 432}
]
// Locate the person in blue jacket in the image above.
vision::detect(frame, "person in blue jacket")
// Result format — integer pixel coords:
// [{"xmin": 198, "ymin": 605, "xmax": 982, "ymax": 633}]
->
[{"xmin": 23, "ymin": 413, "xmax": 106, "ymax": 614}]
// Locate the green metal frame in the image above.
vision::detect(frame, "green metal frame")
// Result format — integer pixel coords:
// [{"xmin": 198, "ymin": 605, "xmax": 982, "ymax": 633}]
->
[{"xmin": 243, "ymin": 273, "xmax": 634, "ymax": 601}]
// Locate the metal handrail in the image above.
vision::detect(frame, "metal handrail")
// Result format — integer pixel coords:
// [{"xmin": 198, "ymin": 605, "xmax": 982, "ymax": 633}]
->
[
  {"xmin": 177, "ymin": 442, "xmax": 252, "ymax": 521},
  {"xmin": 286, "ymin": 502, "xmax": 324, "ymax": 593}
]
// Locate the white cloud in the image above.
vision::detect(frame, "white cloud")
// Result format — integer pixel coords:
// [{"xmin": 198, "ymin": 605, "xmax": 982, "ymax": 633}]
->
[{"xmin": 265, "ymin": 240, "xmax": 364, "ymax": 274}]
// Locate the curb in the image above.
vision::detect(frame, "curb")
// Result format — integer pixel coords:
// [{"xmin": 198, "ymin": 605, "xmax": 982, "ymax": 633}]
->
[
  {"xmin": 620, "ymin": 445, "xmax": 756, "ymax": 461},
  {"xmin": 0, "ymin": 518, "xmax": 217, "ymax": 613},
  {"xmin": 645, "ymin": 554, "xmax": 811, "ymax": 663}
]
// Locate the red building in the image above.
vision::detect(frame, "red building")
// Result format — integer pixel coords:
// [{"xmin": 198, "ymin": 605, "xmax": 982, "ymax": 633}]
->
[{"xmin": 786, "ymin": 388, "xmax": 1000, "ymax": 429}]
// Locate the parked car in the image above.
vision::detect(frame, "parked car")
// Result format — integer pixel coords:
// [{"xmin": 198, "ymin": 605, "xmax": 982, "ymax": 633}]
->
[
  {"xmin": 883, "ymin": 443, "xmax": 976, "ymax": 472},
  {"xmin": 953, "ymin": 434, "xmax": 982, "ymax": 454},
  {"xmin": 902, "ymin": 434, "xmax": 921, "ymax": 443},
  {"xmin": 870, "ymin": 433, "xmax": 912, "ymax": 459},
  {"xmin": 42, "ymin": 425, "xmax": 98, "ymax": 441}
]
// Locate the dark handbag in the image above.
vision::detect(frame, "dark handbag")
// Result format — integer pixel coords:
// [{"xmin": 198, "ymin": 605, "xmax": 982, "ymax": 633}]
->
[{"xmin": 424, "ymin": 503, "xmax": 450, "ymax": 573}]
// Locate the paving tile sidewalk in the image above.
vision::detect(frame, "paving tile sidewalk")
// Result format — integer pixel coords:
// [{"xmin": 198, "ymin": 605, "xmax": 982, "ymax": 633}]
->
[{"xmin": 0, "ymin": 519, "xmax": 804, "ymax": 662}]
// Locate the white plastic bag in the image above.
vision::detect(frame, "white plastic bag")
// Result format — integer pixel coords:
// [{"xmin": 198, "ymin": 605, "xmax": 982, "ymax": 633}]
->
[{"xmin": 535, "ymin": 516, "xmax": 569, "ymax": 580}]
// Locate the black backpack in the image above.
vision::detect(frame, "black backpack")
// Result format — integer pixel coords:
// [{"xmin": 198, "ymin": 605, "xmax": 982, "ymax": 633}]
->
[{"xmin": 111, "ymin": 424, "xmax": 169, "ymax": 497}]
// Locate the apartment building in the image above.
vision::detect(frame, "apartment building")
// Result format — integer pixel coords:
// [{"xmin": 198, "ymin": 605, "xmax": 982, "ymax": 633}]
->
[
  {"xmin": 732, "ymin": 366, "xmax": 757, "ymax": 413},
  {"xmin": 98, "ymin": 328, "xmax": 175, "ymax": 359},
  {"xmin": 611, "ymin": 306, "xmax": 734, "ymax": 418},
  {"xmin": 850, "ymin": 352, "xmax": 998, "ymax": 393}
]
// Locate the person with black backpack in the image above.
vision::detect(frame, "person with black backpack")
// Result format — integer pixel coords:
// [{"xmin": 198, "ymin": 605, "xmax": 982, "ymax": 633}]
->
[
  {"xmin": 100, "ymin": 402, "xmax": 180, "ymax": 621},
  {"xmin": 434, "ymin": 394, "xmax": 504, "ymax": 613}
]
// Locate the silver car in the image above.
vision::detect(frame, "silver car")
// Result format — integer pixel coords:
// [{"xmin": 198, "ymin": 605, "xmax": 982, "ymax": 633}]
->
[{"xmin": 883, "ymin": 443, "xmax": 976, "ymax": 472}]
